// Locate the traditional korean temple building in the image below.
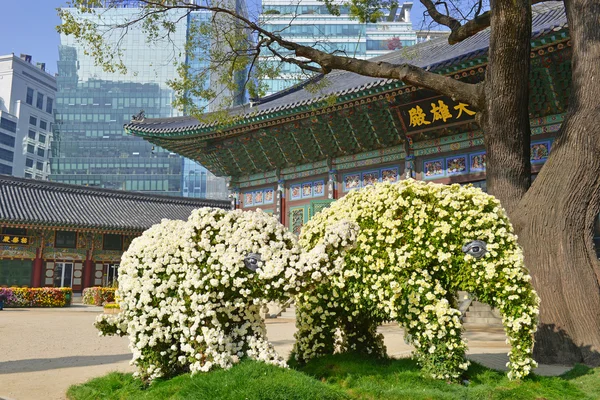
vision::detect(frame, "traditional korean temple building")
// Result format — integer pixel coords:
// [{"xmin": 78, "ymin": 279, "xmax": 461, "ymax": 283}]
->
[
  {"xmin": 124, "ymin": 3, "xmax": 599, "ymax": 251},
  {"xmin": 0, "ymin": 175, "xmax": 230, "ymax": 291}
]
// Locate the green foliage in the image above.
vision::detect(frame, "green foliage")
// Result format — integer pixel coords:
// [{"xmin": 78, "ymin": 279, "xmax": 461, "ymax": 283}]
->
[
  {"xmin": 320, "ymin": 0, "xmax": 398, "ymax": 23},
  {"xmin": 66, "ymin": 360, "xmax": 349, "ymax": 400},
  {"xmin": 296, "ymin": 354, "xmax": 600, "ymax": 400},
  {"xmin": 67, "ymin": 355, "xmax": 600, "ymax": 400}
]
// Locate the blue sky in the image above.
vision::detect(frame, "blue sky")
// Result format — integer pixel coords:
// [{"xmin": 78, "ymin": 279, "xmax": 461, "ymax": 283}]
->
[
  {"xmin": 0, "ymin": 0, "xmax": 431, "ymax": 76},
  {"xmin": 0, "ymin": 1, "xmax": 65, "ymax": 75}
]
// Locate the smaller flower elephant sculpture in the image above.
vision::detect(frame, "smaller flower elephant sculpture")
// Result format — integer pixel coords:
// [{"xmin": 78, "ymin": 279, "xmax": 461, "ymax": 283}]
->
[
  {"xmin": 95, "ymin": 208, "xmax": 345, "ymax": 381},
  {"xmin": 293, "ymin": 180, "xmax": 540, "ymax": 381}
]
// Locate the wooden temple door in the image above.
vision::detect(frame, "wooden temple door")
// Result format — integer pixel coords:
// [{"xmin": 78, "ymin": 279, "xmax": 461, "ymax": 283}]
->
[{"xmin": 288, "ymin": 200, "xmax": 335, "ymax": 235}]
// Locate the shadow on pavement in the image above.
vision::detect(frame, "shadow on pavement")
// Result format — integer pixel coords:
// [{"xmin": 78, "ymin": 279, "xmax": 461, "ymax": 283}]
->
[{"xmin": 0, "ymin": 354, "xmax": 131, "ymax": 374}]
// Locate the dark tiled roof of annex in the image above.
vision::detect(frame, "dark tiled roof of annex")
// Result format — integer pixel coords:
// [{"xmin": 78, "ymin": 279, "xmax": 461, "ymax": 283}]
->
[
  {"xmin": 125, "ymin": 2, "xmax": 567, "ymax": 135},
  {"xmin": 0, "ymin": 175, "xmax": 231, "ymax": 232}
]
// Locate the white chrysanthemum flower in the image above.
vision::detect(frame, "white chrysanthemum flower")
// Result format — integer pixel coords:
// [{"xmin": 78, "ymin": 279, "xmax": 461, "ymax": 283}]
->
[
  {"xmin": 294, "ymin": 179, "xmax": 539, "ymax": 382},
  {"xmin": 95, "ymin": 208, "xmax": 323, "ymax": 381}
]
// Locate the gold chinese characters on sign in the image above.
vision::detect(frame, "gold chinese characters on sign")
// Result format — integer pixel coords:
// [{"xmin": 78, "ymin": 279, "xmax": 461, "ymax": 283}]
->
[
  {"xmin": 1, "ymin": 235, "xmax": 29, "ymax": 245},
  {"xmin": 400, "ymin": 97, "xmax": 477, "ymax": 132}
]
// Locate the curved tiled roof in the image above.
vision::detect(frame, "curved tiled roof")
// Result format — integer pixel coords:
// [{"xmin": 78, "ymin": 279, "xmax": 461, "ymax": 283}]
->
[
  {"xmin": 0, "ymin": 175, "xmax": 231, "ymax": 232},
  {"xmin": 125, "ymin": 2, "xmax": 567, "ymax": 136}
]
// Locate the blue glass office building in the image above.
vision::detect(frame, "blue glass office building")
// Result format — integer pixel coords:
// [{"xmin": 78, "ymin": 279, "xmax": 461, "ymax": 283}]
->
[
  {"xmin": 260, "ymin": 0, "xmax": 417, "ymax": 94},
  {"xmin": 52, "ymin": 3, "xmax": 234, "ymax": 199}
]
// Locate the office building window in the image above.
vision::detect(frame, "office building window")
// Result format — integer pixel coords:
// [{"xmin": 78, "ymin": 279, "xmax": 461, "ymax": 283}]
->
[
  {"xmin": 0, "ymin": 117, "xmax": 17, "ymax": 133},
  {"xmin": 103, "ymin": 234, "xmax": 122, "ymax": 250},
  {"xmin": 55, "ymin": 231, "xmax": 77, "ymax": 248},
  {"xmin": 36, "ymin": 93, "xmax": 44, "ymax": 110},
  {"xmin": 26, "ymin": 88, "xmax": 34, "ymax": 105},
  {"xmin": 0, "ymin": 163, "xmax": 12, "ymax": 175},
  {"xmin": 39, "ymin": 120, "xmax": 47, "ymax": 130},
  {"xmin": 36, "ymin": 161, "xmax": 44, "ymax": 171},
  {"xmin": 46, "ymin": 98, "xmax": 53, "ymax": 114},
  {"xmin": 25, "ymin": 158, "xmax": 34, "ymax": 168},
  {"xmin": 24, "ymin": 172, "xmax": 32, "ymax": 178},
  {"xmin": 39, "ymin": 134, "xmax": 46, "ymax": 143},
  {"xmin": 0, "ymin": 148, "xmax": 14, "ymax": 162},
  {"xmin": 37, "ymin": 148, "xmax": 45, "ymax": 157},
  {"xmin": 28, "ymin": 130, "xmax": 36, "ymax": 139},
  {"xmin": 27, "ymin": 144, "xmax": 34, "ymax": 154},
  {"xmin": 0, "ymin": 132, "xmax": 15, "ymax": 147},
  {"xmin": 29, "ymin": 116, "xmax": 37, "ymax": 126}
]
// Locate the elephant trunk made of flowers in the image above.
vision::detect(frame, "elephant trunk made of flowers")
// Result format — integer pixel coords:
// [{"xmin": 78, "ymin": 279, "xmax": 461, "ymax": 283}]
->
[
  {"xmin": 292, "ymin": 179, "xmax": 540, "ymax": 381},
  {"xmin": 94, "ymin": 207, "xmax": 350, "ymax": 382}
]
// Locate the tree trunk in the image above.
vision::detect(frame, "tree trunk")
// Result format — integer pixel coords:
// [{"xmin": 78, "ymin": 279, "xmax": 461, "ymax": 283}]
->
[
  {"xmin": 478, "ymin": 0, "xmax": 532, "ymax": 214},
  {"xmin": 513, "ymin": 0, "xmax": 600, "ymax": 366}
]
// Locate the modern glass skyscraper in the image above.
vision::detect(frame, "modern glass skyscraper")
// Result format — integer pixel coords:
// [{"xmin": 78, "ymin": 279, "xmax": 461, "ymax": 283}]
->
[
  {"xmin": 260, "ymin": 0, "xmax": 417, "ymax": 95},
  {"xmin": 52, "ymin": 3, "xmax": 232, "ymax": 199}
]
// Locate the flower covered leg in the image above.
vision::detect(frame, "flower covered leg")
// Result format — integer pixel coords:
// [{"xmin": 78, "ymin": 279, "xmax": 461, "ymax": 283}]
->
[
  {"xmin": 341, "ymin": 313, "xmax": 387, "ymax": 358},
  {"xmin": 237, "ymin": 305, "xmax": 287, "ymax": 367},
  {"xmin": 466, "ymin": 267, "xmax": 539, "ymax": 380},
  {"xmin": 292, "ymin": 292, "xmax": 339, "ymax": 363},
  {"xmin": 401, "ymin": 272, "xmax": 468, "ymax": 381}
]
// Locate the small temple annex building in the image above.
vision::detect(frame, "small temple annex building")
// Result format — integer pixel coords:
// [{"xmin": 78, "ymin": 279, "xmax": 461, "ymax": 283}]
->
[
  {"xmin": 0, "ymin": 175, "xmax": 230, "ymax": 291},
  {"xmin": 125, "ymin": 3, "xmax": 599, "ymax": 254}
]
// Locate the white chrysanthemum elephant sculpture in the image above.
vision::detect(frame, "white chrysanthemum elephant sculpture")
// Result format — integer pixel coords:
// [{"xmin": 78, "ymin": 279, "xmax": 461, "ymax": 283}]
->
[
  {"xmin": 95, "ymin": 208, "xmax": 346, "ymax": 381},
  {"xmin": 292, "ymin": 180, "xmax": 539, "ymax": 381}
]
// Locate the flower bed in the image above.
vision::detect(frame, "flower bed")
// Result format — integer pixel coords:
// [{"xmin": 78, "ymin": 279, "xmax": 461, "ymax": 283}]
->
[
  {"xmin": 0, "ymin": 287, "xmax": 72, "ymax": 307},
  {"xmin": 82, "ymin": 287, "xmax": 116, "ymax": 306}
]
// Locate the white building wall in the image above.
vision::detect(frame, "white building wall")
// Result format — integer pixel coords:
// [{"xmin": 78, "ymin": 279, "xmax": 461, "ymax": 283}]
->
[{"xmin": 0, "ymin": 55, "xmax": 56, "ymax": 180}]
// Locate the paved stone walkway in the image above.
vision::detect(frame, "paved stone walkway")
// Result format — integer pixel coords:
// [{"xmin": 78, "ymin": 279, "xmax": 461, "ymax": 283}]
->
[{"xmin": 0, "ymin": 308, "xmax": 573, "ymax": 400}]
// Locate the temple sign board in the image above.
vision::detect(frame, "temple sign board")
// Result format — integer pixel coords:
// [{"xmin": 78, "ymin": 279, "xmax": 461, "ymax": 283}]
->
[{"xmin": 396, "ymin": 96, "xmax": 477, "ymax": 133}]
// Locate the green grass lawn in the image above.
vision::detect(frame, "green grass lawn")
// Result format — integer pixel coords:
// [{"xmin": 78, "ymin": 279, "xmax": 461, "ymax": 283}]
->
[{"xmin": 67, "ymin": 354, "xmax": 600, "ymax": 400}]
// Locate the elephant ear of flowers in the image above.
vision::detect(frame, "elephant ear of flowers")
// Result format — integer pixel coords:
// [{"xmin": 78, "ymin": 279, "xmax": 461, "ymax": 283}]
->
[
  {"xmin": 295, "ymin": 179, "xmax": 539, "ymax": 381},
  {"xmin": 97, "ymin": 208, "xmax": 310, "ymax": 381}
]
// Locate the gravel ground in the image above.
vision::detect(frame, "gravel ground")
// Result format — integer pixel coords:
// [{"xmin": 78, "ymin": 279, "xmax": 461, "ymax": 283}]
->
[{"xmin": 0, "ymin": 307, "xmax": 570, "ymax": 400}]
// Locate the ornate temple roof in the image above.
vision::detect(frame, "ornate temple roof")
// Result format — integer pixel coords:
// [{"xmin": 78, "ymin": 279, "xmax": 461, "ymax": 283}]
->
[
  {"xmin": 124, "ymin": 2, "xmax": 569, "ymax": 178},
  {"xmin": 0, "ymin": 175, "xmax": 230, "ymax": 233}
]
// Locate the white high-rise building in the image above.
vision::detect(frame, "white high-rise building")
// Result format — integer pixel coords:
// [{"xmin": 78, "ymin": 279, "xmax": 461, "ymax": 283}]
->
[{"xmin": 0, "ymin": 54, "xmax": 56, "ymax": 180}]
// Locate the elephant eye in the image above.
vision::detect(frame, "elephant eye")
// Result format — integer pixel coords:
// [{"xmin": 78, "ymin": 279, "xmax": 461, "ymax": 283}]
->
[
  {"xmin": 243, "ymin": 253, "xmax": 262, "ymax": 272},
  {"xmin": 462, "ymin": 240, "xmax": 488, "ymax": 259}
]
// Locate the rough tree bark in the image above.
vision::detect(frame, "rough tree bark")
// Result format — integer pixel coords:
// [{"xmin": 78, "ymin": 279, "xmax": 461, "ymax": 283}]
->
[
  {"xmin": 513, "ymin": 0, "xmax": 600, "ymax": 365},
  {"xmin": 477, "ymin": 0, "xmax": 532, "ymax": 215}
]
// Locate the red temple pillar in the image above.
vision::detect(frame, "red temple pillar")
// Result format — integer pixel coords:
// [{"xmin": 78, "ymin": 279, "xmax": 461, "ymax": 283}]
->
[
  {"xmin": 83, "ymin": 259, "xmax": 94, "ymax": 289},
  {"xmin": 31, "ymin": 248, "xmax": 43, "ymax": 287}
]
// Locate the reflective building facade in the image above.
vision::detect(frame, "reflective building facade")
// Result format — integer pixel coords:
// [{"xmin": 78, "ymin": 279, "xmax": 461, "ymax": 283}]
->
[
  {"xmin": 260, "ymin": 0, "xmax": 417, "ymax": 95},
  {"xmin": 52, "ymin": 5, "xmax": 230, "ymax": 199}
]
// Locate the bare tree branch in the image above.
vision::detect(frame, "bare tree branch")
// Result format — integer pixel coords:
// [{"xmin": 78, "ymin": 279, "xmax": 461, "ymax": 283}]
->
[
  {"xmin": 63, "ymin": 0, "xmax": 485, "ymax": 108},
  {"xmin": 420, "ymin": 0, "xmax": 548, "ymax": 44}
]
